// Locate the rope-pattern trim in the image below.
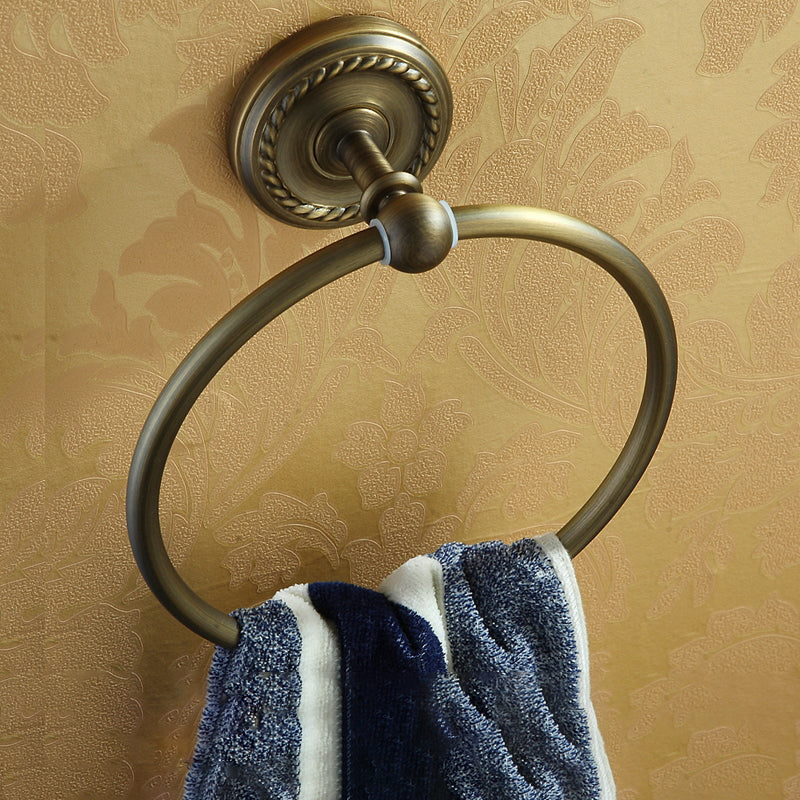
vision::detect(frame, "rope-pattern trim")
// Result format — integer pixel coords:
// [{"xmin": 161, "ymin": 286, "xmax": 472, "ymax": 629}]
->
[{"xmin": 257, "ymin": 54, "xmax": 443, "ymax": 224}]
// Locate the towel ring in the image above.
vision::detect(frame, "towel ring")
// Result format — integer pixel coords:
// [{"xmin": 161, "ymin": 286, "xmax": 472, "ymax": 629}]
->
[{"xmin": 127, "ymin": 16, "xmax": 678, "ymax": 648}]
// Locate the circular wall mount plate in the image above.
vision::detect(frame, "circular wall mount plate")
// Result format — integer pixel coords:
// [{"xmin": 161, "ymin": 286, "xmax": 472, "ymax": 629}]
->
[{"xmin": 227, "ymin": 15, "xmax": 453, "ymax": 228}]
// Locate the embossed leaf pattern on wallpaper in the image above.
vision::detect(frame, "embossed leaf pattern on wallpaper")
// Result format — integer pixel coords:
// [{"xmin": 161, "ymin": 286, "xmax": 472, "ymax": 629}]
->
[
  {"xmin": 753, "ymin": 42, "xmax": 800, "ymax": 226},
  {"xmin": 0, "ymin": 0, "xmax": 130, "ymax": 223},
  {"xmin": 698, "ymin": 0, "xmax": 798, "ymax": 75},
  {"xmin": 2, "ymin": 1, "xmax": 800, "ymax": 798}
]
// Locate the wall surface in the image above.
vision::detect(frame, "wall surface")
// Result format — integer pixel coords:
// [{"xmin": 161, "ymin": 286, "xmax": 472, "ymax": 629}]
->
[{"xmin": 1, "ymin": 1, "xmax": 799, "ymax": 797}]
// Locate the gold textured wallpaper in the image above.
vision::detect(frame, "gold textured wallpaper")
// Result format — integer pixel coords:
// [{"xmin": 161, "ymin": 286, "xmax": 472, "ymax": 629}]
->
[{"xmin": 1, "ymin": 1, "xmax": 799, "ymax": 797}]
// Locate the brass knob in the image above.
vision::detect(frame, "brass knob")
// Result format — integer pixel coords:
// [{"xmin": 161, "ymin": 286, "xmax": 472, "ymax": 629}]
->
[{"xmin": 375, "ymin": 192, "xmax": 455, "ymax": 273}]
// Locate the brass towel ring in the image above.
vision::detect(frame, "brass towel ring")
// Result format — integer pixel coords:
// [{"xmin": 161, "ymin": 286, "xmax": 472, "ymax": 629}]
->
[{"xmin": 127, "ymin": 17, "xmax": 678, "ymax": 648}]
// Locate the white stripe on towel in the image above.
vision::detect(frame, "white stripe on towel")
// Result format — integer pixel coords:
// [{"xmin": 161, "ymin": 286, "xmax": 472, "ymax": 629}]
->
[
  {"xmin": 379, "ymin": 554, "xmax": 453, "ymax": 672},
  {"xmin": 274, "ymin": 584, "xmax": 342, "ymax": 800},
  {"xmin": 537, "ymin": 533, "xmax": 617, "ymax": 800}
]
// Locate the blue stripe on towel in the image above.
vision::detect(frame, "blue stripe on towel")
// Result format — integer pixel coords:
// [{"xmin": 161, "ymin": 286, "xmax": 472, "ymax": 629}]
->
[
  {"xmin": 184, "ymin": 601, "xmax": 303, "ymax": 800},
  {"xmin": 307, "ymin": 581, "xmax": 453, "ymax": 800}
]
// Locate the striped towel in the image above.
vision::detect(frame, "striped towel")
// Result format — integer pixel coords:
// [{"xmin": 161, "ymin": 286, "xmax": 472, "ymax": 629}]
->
[{"xmin": 184, "ymin": 534, "xmax": 615, "ymax": 799}]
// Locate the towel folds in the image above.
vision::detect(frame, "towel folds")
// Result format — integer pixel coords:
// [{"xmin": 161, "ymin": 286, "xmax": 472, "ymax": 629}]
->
[{"xmin": 185, "ymin": 534, "xmax": 615, "ymax": 799}]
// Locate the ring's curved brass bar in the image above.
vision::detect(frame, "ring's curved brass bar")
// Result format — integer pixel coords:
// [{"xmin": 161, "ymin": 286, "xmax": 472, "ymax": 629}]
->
[
  {"xmin": 127, "ymin": 206, "xmax": 677, "ymax": 648},
  {"xmin": 127, "ymin": 228, "xmax": 385, "ymax": 649},
  {"xmin": 455, "ymin": 205, "xmax": 677, "ymax": 557}
]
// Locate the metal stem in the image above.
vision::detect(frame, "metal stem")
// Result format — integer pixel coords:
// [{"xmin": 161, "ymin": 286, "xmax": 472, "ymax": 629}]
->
[{"xmin": 336, "ymin": 130, "xmax": 394, "ymax": 191}]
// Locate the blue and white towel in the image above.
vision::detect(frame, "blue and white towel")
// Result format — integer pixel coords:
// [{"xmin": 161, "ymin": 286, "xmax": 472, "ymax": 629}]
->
[{"xmin": 184, "ymin": 534, "xmax": 615, "ymax": 799}]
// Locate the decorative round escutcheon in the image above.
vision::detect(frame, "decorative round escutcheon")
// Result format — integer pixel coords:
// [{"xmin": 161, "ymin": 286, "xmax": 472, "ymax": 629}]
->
[{"xmin": 228, "ymin": 16, "xmax": 453, "ymax": 228}]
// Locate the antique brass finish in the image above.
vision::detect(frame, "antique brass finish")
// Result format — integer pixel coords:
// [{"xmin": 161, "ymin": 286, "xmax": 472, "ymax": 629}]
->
[
  {"xmin": 375, "ymin": 193, "xmax": 454, "ymax": 272},
  {"xmin": 360, "ymin": 170, "xmax": 423, "ymax": 222},
  {"xmin": 332, "ymin": 127, "xmax": 453, "ymax": 271},
  {"xmin": 127, "ymin": 207, "xmax": 677, "ymax": 648},
  {"xmin": 227, "ymin": 15, "xmax": 457, "ymax": 271},
  {"xmin": 227, "ymin": 15, "xmax": 452, "ymax": 228},
  {"xmin": 454, "ymin": 205, "xmax": 678, "ymax": 558},
  {"xmin": 127, "ymin": 229, "xmax": 385, "ymax": 649},
  {"xmin": 336, "ymin": 129, "xmax": 396, "ymax": 192},
  {"xmin": 316, "ymin": 109, "xmax": 391, "ymax": 180},
  {"xmin": 128, "ymin": 16, "xmax": 678, "ymax": 648}
]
